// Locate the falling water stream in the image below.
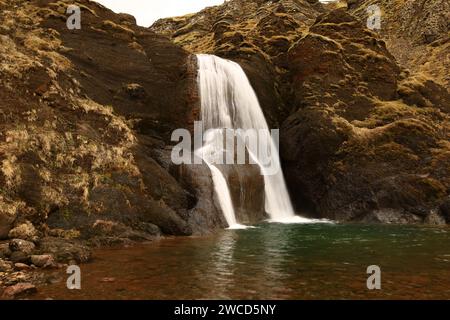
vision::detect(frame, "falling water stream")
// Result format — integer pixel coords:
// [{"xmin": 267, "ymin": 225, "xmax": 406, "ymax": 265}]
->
[{"xmin": 196, "ymin": 54, "xmax": 317, "ymax": 227}]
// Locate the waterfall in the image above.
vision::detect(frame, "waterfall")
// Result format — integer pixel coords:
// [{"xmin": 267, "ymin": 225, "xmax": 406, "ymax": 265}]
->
[{"xmin": 196, "ymin": 54, "xmax": 313, "ymax": 227}]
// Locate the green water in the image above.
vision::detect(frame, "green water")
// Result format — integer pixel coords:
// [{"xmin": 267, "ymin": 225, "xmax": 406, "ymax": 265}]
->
[{"xmin": 35, "ymin": 223, "xmax": 450, "ymax": 299}]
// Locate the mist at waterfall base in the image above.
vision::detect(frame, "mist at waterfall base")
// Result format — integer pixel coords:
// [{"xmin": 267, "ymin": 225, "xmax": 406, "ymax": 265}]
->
[{"xmin": 196, "ymin": 54, "xmax": 329, "ymax": 228}]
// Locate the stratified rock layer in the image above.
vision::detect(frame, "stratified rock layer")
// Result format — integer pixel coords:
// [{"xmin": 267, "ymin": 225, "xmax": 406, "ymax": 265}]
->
[{"xmin": 152, "ymin": 0, "xmax": 450, "ymax": 223}]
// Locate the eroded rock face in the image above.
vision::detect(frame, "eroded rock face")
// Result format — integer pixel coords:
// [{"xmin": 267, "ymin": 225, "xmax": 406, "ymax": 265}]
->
[
  {"xmin": 0, "ymin": 0, "xmax": 229, "ymax": 248},
  {"xmin": 347, "ymin": 0, "xmax": 450, "ymax": 90},
  {"xmin": 153, "ymin": 1, "xmax": 450, "ymax": 224},
  {"xmin": 281, "ymin": 9, "xmax": 450, "ymax": 222},
  {"xmin": 152, "ymin": 0, "xmax": 327, "ymax": 127}
]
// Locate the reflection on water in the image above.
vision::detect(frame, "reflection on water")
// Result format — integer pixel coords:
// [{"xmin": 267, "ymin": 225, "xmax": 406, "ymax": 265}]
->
[{"xmin": 34, "ymin": 223, "xmax": 450, "ymax": 300}]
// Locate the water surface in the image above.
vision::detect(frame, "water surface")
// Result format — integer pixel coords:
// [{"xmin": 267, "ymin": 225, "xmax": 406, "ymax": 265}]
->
[{"xmin": 35, "ymin": 223, "xmax": 450, "ymax": 299}]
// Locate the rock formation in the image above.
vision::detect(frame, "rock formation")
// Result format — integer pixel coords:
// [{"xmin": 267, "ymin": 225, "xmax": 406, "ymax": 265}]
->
[
  {"xmin": 0, "ymin": 0, "xmax": 449, "ymax": 290},
  {"xmin": 152, "ymin": 0, "xmax": 450, "ymax": 223}
]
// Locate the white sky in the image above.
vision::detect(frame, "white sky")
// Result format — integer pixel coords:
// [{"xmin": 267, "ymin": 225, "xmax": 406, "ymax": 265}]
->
[
  {"xmin": 94, "ymin": 0, "xmax": 332, "ymax": 27},
  {"xmin": 94, "ymin": 0, "xmax": 225, "ymax": 27}
]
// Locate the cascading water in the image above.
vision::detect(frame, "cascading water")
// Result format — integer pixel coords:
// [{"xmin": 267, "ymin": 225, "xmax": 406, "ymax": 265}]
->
[{"xmin": 196, "ymin": 54, "xmax": 314, "ymax": 227}]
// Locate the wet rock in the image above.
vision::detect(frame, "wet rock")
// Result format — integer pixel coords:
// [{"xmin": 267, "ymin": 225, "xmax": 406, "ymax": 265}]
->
[
  {"xmin": 14, "ymin": 263, "xmax": 32, "ymax": 271},
  {"xmin": 91, "ymin": 220, "xmax": 158, "ymax": 242},
  {"xmin": 31, "ymin": 254, "xmax": 56, "ymax": 268},
  {"xmin": 172, "ymin": 163, "xmax": 227, "ymax": 234},
  {"xmin": 439, "ymin": 198, "xmax": 450, "ymax": 223},
  {"xmin": 8, "ymin": 221, "xmax": 39, "ymax": 242},
  {"xmin": 137, "ymin": 222, "xmax": 161, "ymax": 237},
  {"xmin": 0, "ymin": 243, "xmax": 11, "ymax": 259},
  {"xmin": 36, "ymin": 238, "xmax": 91, "ymax": 264},
  {"xmin": 9, "ymin": 251, "xmax": 31, "ymax": 264},
  {"xmin": 8, "ymin": 239, "xmax": 35, "ymax": 263},
  {"xmin": 9, "ymin": 239, "xmax": 35, "ymax": 255},
  {"xmin": 0, "ymin": 259, "xmax": 13, "ymax": 272},
  {"xmin": 424, "ymin": 210, "xmax": 446, "ymax": 225},
  {"xmin": 358, "ymin": 209, "xmax": 422, "ymax": 224},
  {"xmin": 1, "ymin": 282, "xmax": 37, "ymax": 299}
]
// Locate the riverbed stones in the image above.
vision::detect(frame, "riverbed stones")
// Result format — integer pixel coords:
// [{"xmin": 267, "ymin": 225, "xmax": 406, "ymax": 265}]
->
[
  {"xmin": 14, "ymin": 263, "xmax": 32, "ymax": 271},
  {"xmin": 8, "ymin": 221, "xmax": 39, "ymax": 242},
  {"xmin": 0, "ymin": 242, "xmax": 11, "ymax": 259},
  {"xmin": 36, "ymin": 238, "xmax": 91, "ymax": 264},
  {"xmin": 0, "ymin": 259, "xmax": 13, "ymax": 272},
  {"xmin": 9, "ymin": 239, "xmax": 35, "ymax": 255},
  {"xmin": 9, "ymin": 251, "xmax": 31, "ymax": 264},
  {"xmin": 1, "ymin": 282, "xmax": 37, "ymax": 299},
  {"xmin": 31, "ymin": 254, "xmax": 56, "ymax": 268}
]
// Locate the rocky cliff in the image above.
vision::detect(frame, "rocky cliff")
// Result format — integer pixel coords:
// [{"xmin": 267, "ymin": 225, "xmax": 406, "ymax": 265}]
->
[
  {"xmin": 0, "ymin": 0, "xmax": 235, "ymax": 285},
  {"xmin": 152, "ymin": 0, "xmax": 450, "ymax": 223}
]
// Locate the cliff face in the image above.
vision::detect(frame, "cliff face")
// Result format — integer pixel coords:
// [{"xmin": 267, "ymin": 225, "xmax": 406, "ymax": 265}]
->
[
  {"xmin": 152, "ymin": 0, "xmax": 450, "ymax": 223},
  {"xmin": 152, "ymin": 0, "xmax": 327, "ymax": 127},
  {"xmin": 281, "ymin": 9, "xmax": 450, "ymax": 223},
  {"xmin": 347, "ymin": 0, "xmax": 449, "ymax": 90},
  {"xmin": 0, "ymin": 0, "xmax": 242, "ymax": 271}
]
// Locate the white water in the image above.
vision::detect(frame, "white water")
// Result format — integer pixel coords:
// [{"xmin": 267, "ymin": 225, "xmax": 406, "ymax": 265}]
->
[
  {"xmin": 196, "ymin": 54, "xmax": 317, "ymax": 226},
  {"xmin": 195, "ymin": 140, "xmax": 248, "ymax": 230}
]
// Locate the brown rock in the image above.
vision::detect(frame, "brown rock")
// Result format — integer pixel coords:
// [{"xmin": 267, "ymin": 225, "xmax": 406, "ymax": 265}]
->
[
  {"xmin": 9, "ymin": 251, "xmax": 31, "ymax": 264},
  {"xmin": 8, "ymin": 221, "xmax": 39, "ymax": 242},
  {"xmin": 0, "ymin": 207, "xmax": 16, "ymax": 240},
  {"xmin": 0, "ymin": 242, "xmax": 11, "ymax": 259},
  {"xmin": 1, "ymin": 283, "xmax": 37, "ymax": 299},
  {"xmin": 9, "ymin": 239, "xmax": 35, "ymax": 255},
  {"xmin": 14, "ymin": 263, "xmax": 32, "ymax": 271},
  {"xmin": 0, "ymin": 258, "xmax": 13, "ymax": 272},
  {"xmin": 36, "ymin": 238, "xmax": 91, "ymax": 264},
  {"xmin": 30, "ymin": 254, "xmax": 56, "ymax": 268}
]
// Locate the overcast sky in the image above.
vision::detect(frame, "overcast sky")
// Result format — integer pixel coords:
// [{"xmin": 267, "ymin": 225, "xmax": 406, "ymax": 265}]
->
[
  {"xmin": 94, "ymin": 0, "xmax": 331, "ymax": 27},
  {"xmin": 94, "ymin": 0, "xmax": 226, "ymax": 27}
]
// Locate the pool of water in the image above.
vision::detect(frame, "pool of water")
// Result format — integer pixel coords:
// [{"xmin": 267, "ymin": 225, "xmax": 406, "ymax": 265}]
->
[{"xmin": 34, "ymin": 223, "xmax": 450, "ymax": 299}]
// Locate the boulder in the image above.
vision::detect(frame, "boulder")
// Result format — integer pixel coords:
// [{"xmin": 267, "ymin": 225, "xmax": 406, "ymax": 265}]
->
[
  {"xmin": 36, "ymin": 238, "xmax": 91, "ymax": 264},
  {"xmin": 8, "ymin": 221, "xmax": 39, "ymax": 242},
  {"xmin": 0, "ymin": 258, "xmax": 13, "ymax": 272},
  {"xmin": 9, "ymin": 239, "xmax": 36, "ymax": 255},
  {"xmin": 30, "ymin": 254, "xmax": 56, "ymax": 268},
  {"xmin": 14, "ymin": 263, "xmax": 32, "ymax": 271},
  {"xmin": 1, "ymin": 283, "xmax": 37, "ymax": 299}
]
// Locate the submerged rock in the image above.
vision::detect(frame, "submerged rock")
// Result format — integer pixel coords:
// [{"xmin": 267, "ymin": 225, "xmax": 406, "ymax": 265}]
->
[{"xmin": 1, "ymin": 282, "xmax": 37, "ymax": 300}]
